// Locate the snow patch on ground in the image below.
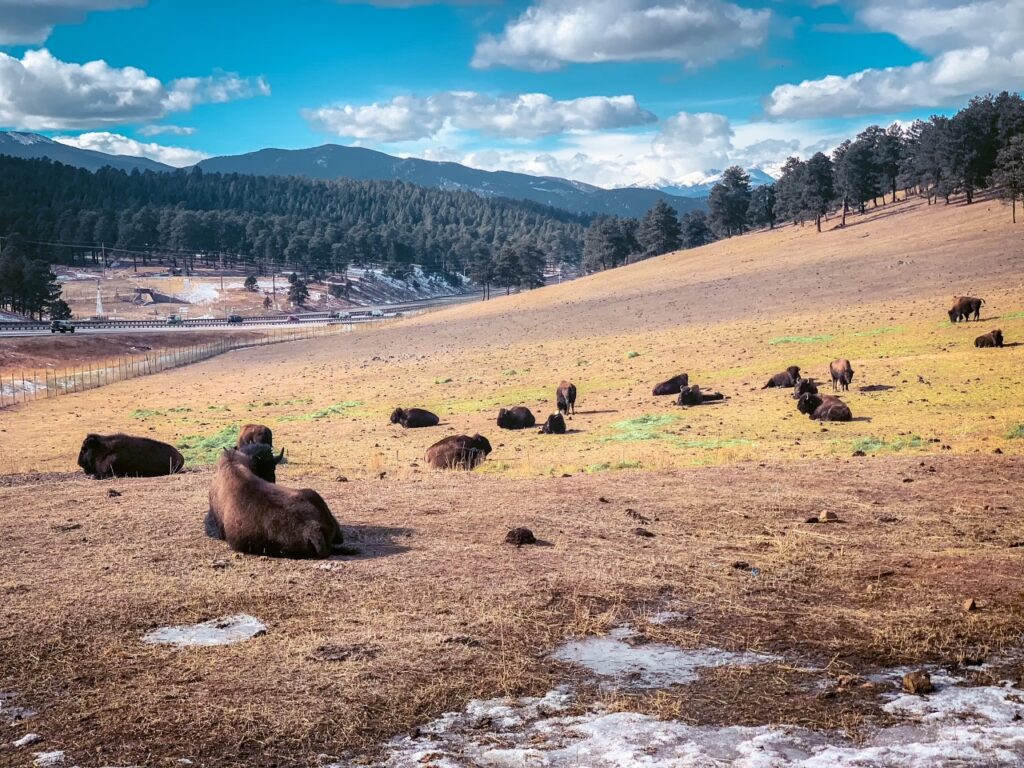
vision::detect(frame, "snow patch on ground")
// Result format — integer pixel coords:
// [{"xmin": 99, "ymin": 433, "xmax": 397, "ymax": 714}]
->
[
  {"xmin": 173, "ymin": 281, "xmax": 221, "ymax": 304},
  {"xmin": 141, "ymin": 614, "xmax": 266, "ymax": 647},
  {"xmin": 32, "ymin": 750, "xmax": 64, "ymax": 767},
  {"xmin": 551, "ymin": 626, "xmax": 778, "ymax": 688}
]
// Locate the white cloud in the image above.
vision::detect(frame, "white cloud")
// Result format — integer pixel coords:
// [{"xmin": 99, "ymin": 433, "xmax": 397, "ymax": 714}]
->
[
  {"xmin": 471, "ymin": 0, "xmax": 770, "ymax": 71},
  {"xmin": 137, "ymin": 124, "xmax": 197, "ymax": 137},
  {"xmin": 0, "ymin": 49, "xmax": 270, "ymax": 130},
  {"xmin": 0, "ymin": 0, "xmax": 143, "ymax": 44},
  {"xmin": 765, "ymin": 1, "xmax": 1024, "ymax": 118},
  {"xmin": 303, "ymin": 91, "xmax": 656, "ymax": 141},
  {"xmin": 53, "ymin": 131, "xmax": 209, "ymax": 167}
]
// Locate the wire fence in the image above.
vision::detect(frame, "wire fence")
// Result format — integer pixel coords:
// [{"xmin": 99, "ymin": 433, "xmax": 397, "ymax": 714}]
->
[{"xmin": 0, "ymin": 322, "xmax": 370, "ymax": 411}]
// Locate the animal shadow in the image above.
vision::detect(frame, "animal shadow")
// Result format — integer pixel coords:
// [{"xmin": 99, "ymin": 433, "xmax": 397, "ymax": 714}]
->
[
  {"xmin": 575, "ymin": 409, "xmax": 619, "ymax": 415},
  {"xmin": 849, "ymin": 416, "xmax": 873, "ymax": 423},
  {"xmin": 1001, "ymin": 341, "xmax": 1022, "ymax": 348},
  {"xmin": 333, "ymin": 525, "xmax": 413, "ymax": 560},
  {"xmin": 859, "ymin": 385, "xmax": 895, "ymax": 393}
]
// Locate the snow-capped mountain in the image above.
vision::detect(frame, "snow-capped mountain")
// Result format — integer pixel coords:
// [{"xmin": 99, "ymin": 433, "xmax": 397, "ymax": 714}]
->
[
  {"xmin": 0, "ymin": 131, "xmax": 172, "ymax": 173},
  {"xmin": 628, "ymin": 168, "xmax": 778, "ymax": 198}
]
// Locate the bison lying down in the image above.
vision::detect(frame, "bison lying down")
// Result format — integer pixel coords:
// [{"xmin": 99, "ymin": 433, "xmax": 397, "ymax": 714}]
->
[
  {"xmin": 829, "ymin": 359, "xmax": 854, "ymax": 391},
  {"xmin": 763, "ymin": 366, "xmax": 801, "ymax": 389},
  {"xmin": 949, "ymin": 296, "xmax": 985, "ymax": 322},
  {"xmin": 77, "ymin": 433, "xmax": 184, "ymax": 479},
  {"xmin": 556, "ymin": 381, "xmax": 577, "ymax": 417},
  {"xmin": 390, "ymin": 407, "xmax": 440, "ymax": 428},
  {"xmin": 497, "ymin": 406, "xmax": 536, "ymax": 430},
  {"xmin": 238, "ymin": 443, "xmax": 285, "ymax": 483},
  {"xmin": 793, "ymin": 378, "xmax": 818, "ymax": 398},
  {"xmin": 539, "ymin": 413, "xmax": 567, "ymax": 434},
  {"xmin": 237, "ymin": 424, "xmax": 273, "ymax": 448},
  {"xmin": 975, "ymin": 329, "xmax": 1004, "ymax": 348},
  {"xmin": 653, "ymin": 373, "xmax": 689, "ymax": 396},
  {"xmin": 676, "ymin": 385, "xmax": 725, "ymax": 407},
  {"xmin": 205, "ymin": 448, "xmax": 351, "ymax": 559},
  {"xmin": 797, "ymin": 393, "xmax": 852, "ymax": 422},
  {"xmin": 425, "ymin": 434, "xmax": 492, "ymax": 470}
]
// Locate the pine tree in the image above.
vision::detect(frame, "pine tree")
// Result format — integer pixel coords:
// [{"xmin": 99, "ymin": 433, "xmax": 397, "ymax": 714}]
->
[
  {"xmin": 991, "ymin": 135, "xmax": 1024, "ymax": 223},
  {"xmin": 287, "ymin": 276, "xmax": 309, "ymax": 306},
  {"xmin": 637, "ymin": 200, "xmax": 682, "ymax": 257},
  {"xmin": 803, "ymin": 152, "xmax": 835, "ymax": 232},
  {"xmin": 747, "ymin": 184, "xmax": 776, "ymax": 230},
  {"xmin": 680, "ymin": 210, "xmax": 713, "ymax": 248},
  {"xmin": 707, "ymin": 167, "xmax": 752, "ymax": 237},
  {"xmin": 244, "ymin": 275, "xmax": 258, "ymax": 291}
]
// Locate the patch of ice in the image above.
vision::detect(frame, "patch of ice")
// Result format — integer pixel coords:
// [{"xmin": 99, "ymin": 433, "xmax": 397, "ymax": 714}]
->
[
  {"xmin": 551, "ymin": 627, "xmax": 777, "ymax": 688},
  {"xmin": 32, "ymin": 750, "xmax": 64, "ymax": 767},
  {"xmin": 13, "ymin": 733, "xmax": 42, "ymax": 747},
  {"xmin": 0, "ymin": 691, "xmax": 36, "ymax": 723},
  {"xmin": 174, "ymin": 281, "xmax": 220, "ymax": 304},
  {"xmin": 647, "ymin": 610, "xmax": 687, "ymax": 625},
  {"xmin": 141, "ymin": 614, "xmax": 266, "ymax": 647}
]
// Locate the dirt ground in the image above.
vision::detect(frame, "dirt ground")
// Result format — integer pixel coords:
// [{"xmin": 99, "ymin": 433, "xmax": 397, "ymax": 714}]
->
[{"xmin": 1, "ymin": 197, "xmax": 1023, "ymax": 766}]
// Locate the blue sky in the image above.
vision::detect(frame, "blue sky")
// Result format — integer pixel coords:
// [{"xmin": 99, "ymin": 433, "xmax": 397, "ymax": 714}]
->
[{"xmin": 1, "ymin": 1, "xmax": 1020, "ymax": 187}]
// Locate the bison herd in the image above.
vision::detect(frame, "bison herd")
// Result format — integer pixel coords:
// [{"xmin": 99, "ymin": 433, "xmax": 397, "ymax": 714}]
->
[{"xmin": 70, "ymin": 293, "xmax": 1011, "ymax": 559}]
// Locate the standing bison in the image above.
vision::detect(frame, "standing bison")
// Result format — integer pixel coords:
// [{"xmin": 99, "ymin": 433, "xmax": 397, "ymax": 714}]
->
[
  {"xmin": 205, "ymin": 448, "xmax": 349, "ymax": 559},
  {"xmin": 237, "ymin": 424, "xmax": 273, "ymax": 448},
  {"xmin": 425, "ymin": 434, "xmax": 492, "ymax": 470},
  {"xmin": 797, "ymin": 393, "xmax": 852, "ymax": 422},
  {"xmin": 948, "ymin": 296, "xmax": 985, "ymax": 322},
  {"xmin": 676, "ymin": 385, "xmax": 725, "ymax": 407},
  {"xmin": 762, "ymin": 366, "xmax": 801, "ymax": 389},
  {"xmin": 653, "ymin": 374, "xmax": 689, "ymax": 396},
  {"xmin": 497, "ymin": 406, "xmax": 536, "ymax": 430},
  {"xmin": 390, "ymin": 407, "xmax": 440, "ymax": 428},
  {"xmin": 556, "ymin": 381, "xmax": 577, "ymax": 417},
  {"xmin": 539, "ymin": 413, "xmax": 567, "ymax": 434},
  {"xmin": 975, "ymin": 329, "xmax": 1004, "ymax": 348},
  {"xmin": 829, "ymin": 359, "xmax": 854, "ymax": 391},
  {"xmin": 77, "ymin": 434, "xmax": 184, "ymax": 479}
]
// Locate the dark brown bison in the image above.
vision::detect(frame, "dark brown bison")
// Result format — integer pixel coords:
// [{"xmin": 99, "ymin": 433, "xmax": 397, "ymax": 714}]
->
[
  {"xmin": 797, "ymin": 393, "xmax": 852, "ymax": 422},
  {"xmin": 539, "ymin": 413, "xmax": 567, "ymax": 434},
  {"xmin": 653, "ymin": 373, "xmax": 689, "ymax": 396},
  {"xmin": 829, "ymin": 359, "xmax": 854, "ymax": 391},
  {"xmin": 975, "ymin": 329, "xmax": 1004, "ymax": 348},
  {"xmin": 237, "ymin": 424, "xmax": 273, "ymax": 448},
  {"xmin": 237, "ymin": 443, "xmax": 285, "ymax": 483},
  {"xmin": 390, "ymin": 407, "xmax": 440, "ymax": 428},
  {"xmin": 676, "ymin": 385, "xmax": 725, "ymax": 407},
  {"xmin": 425, "ymin": 434, "xmax": 492, "ymax": 470},
  {"xmin": 205, "ymin": 448, "xmax": 349, "ymax": 559},
  {"xmin": 793, "ymin": 378, "xmax": 818, "ymax": 398},
  {"xmin": 556, "ymin": 381, "xmax": 577, "ymax": 417},
  {"xmin": 948, "ymin": 296, "xmax": 985, "ymax": 322},
  {"xmin": 497, "ymin": 406, "xmax": 536, "ymax": 430},
  {"xmin": 762, "ymin": 366, "xmax": 801, "ymax": 389},
  {"xmin": 77, "ymin": 433, "xmax": 184, "ymax": 479}
]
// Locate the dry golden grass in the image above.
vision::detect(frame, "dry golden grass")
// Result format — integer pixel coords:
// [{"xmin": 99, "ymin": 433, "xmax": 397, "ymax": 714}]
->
[{"xmin": 1, "ymin": 196, "xmax": 1023, "ymax": 766}]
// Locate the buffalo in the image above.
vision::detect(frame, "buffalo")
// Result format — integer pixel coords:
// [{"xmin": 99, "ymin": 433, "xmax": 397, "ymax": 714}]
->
[
  {"xmin": 390, "ymin": 407, "xmax": 440, "ymax": 428},
  {"xmin": 556, "ymin": 381, "xmax": 577, "ymax": 417},
  {"xmin": 539, "ymin": 413, "xmax": 567, "ymax": 434},
  {"xmin": 77, "ymin": 433, "xmax": 184, "ymax": 479},
  {"xmin": 237, "ymin": 424, "xmax": 273, "ymax": 448},
  {"xmin": 205, "ymin": 448, "xmax": 349, "ymax": 559},
  {"xmin": 829, "ymin": 359, "xmax": 854, "ymax": 391},
  {"xmin": 797, "ymin": 393, "xmax": 852, "ymax": 422},
  {"xmin": 948, "ymin": 296, "xmax": 985, "ymax": 323},
  {"xmin": 653, "ymin": 373, "xmax": 689, "ymax": 396},
  {"xmin": 676, "ymin": 385, "xmax": 725, "ymax": 407},
  {"xmin": 793, "ymin": 378, "xmax": 818, "ymax": 399},
  {"xmin": 238, "ymin": 442, "xmax": 285, "ymax": 483},
  {"xmin": 975, "ymin": 329, "xmax": 1004, "ymax": 348},
  {"xmin": 762, "ymin": 366, "xmax": 801, "ymax": 389},
  {"xmin": 497, "ymin": 406, "xmax": 536, "ymax": 430},
  {"xmin": 425, "ymin": 434, "xmax": 492, "ymax": 470}
]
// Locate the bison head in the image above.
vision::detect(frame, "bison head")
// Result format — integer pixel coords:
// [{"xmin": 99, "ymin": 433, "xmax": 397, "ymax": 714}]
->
[
  {"xmin": 993, "ymin": 329, "xmax": 1004, "ymax": 347},
  {"xmin": 786, "ymin": 366, "xmax": 801, "ymax": 380},
  {"xmin": 797, "ymin": 393, "xmax": 822, "ymax": 416},
  {"xmin": 77, "ymin": 434, "xmax": 103, "ymax": 474},
  {"xmin": 237, "ymin": 443, "xmax": 285, "ymax": 483},
  {"xmin": 948, "ymin": 307, "xmax": 958, "ymax": 322},
  {"xmin": 389, "ymin": 408, "xmax": 406, "ymax": 425},
  {"xmin": 470, "ymin": 434, "xmax": 493, "ymax": 457}
]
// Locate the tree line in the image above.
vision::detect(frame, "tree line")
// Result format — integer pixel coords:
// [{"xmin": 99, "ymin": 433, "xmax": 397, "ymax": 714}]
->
[{"xmin": 0, "ymin": 235, "xmax": 69, "ymax": 320}]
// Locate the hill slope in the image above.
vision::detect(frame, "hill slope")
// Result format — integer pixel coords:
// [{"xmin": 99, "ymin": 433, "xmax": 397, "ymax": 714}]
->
[
  {"xmin": 0, "ymin": 131, "xmax": 173, "ymax": 173},
  {"xmin": 197, "ymin": 144, "xmax": 707, "ymax": 217}
]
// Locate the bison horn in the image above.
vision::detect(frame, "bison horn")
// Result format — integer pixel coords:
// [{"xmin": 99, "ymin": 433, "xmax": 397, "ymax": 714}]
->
[{"xmin": 275, "ymin": 448, "xmax": 285, "ymax": 464}]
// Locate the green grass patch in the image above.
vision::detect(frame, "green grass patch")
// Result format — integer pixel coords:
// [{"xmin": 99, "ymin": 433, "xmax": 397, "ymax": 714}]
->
[
  {"xmin": 626, "ymin": 351, "xmax": 640, "ymax": 359},
  {"xmin": 502, "ymin": 369, "xmax": 518, "ymax": 376},
  {"xmin": 1002, "ymin": 311, "xmax": 1024, "ymax": 320},
  {"xmin": 177, "ymin": 424, "xmax": 239, "ymax": 465},
  {"xmin": 852, "ymin": 434, "xmax": 925, "ymax": 453},
  {"xmin": 769, "ymin": 334, "xmax": 835, "ymax": 345},
  {"xmin": 586, "ymin": 460, "xmax": 643, "ymax": 473},
  {"xmin": 852, "ymin": 326, "xmax": 901, "ymax": 338},
  {"xmin": 280, "ymin": 401, "xmax": 363, "ymax": 422},
  {"xmin": 130, "ymin": 407, "xmax": 192, "ymax": 419},
  {"xmin": 434, "ymin": 377, "xmax": 453, "ymax": 384},
  {"xmin": 1007, "ymin": 423, "xmax": 1024, "ymax": 439},
  {"xmin": 247, "ymin": 397, "xmax": 313, "ymax": 408},
  {"xmin": 602, "ymin": 414, "xmax": 679, "ymax": 443},
  {"xmin": 672, "ymin": 437, "xmax": 754, "ymax": 450}
]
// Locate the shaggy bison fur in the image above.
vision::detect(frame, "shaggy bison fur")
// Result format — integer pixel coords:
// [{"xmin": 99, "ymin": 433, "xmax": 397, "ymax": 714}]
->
[
  {"xmin": 829, "ymin": 359, "xmax": 854, "ymax": 391},
  {"xmin": 497, "ymin": 406, "xmax": 536, "ymax": 430},
  {"xmin": 652, "ymin": 373, "xmax": 689, "ymax": 396},
  {"xmin": 975, "ymin": 329, "xmax": 1004, "ymax": 348},
  {"xmin": 793, "ymin": 378, "xmax": 819, "ymax": 398},
  {"xmin": 676, "ymin": 385, "xmax": 725, "ymax": 407},
  {"xmin": 797, "ymin": 393, "xmax": 852, "ymax": 422},
  {"xmin": 390, "ymin": 407, "xmax": 440, "ymax": 428},
  {"xmin": 237, "ymin": 424, "xmax": 273, "ymax": 448},
  {"xmin": 948, "ymin": 296, "xmax": 985, "ymax": 322},
  {"xmin": 77, "ymin": 433, "xmax": 184, "ymax": 479},
  {"xmin": 425, "ymin": 434, "xmax": 492, "ymax": 470},
  {"xmin": 762, "ymin": 366, "xmax": 801, "ymax": 389},
  {"xmin": 205, "ymin": 448, "xmax": 350, "ymax": 559},
  {"xmin": 539, "ymin": 413, "xmax": 567, "ymax": 434},
  {"xmin": 237, "ymin": 443, "xmax": 285, "ymax": 483},
  {"xmin": 556, "ymin": 380, "xmax": 577, "ymax": 417}
]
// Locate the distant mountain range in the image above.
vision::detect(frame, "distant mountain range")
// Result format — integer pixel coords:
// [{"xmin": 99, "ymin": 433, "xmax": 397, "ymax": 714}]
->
[
  {"xmin": 627, "ymin": 168, "xmax": 777, "ymax": 198},
  {"xmin": 0, "ymin": 130, "xmax": 709, "ymax": 218}
]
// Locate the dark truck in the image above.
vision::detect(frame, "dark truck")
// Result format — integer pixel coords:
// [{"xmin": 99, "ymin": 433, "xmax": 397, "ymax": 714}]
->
[{"xmin": 50, "ymin": 319, "xmax": 75, "ymax": 334}]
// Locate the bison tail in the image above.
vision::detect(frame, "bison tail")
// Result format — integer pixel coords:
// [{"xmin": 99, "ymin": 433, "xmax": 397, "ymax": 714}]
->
[{"xmin": 203, "ymin": 509, "xmax": 225, "ymax": 540}]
